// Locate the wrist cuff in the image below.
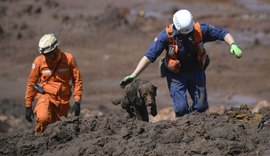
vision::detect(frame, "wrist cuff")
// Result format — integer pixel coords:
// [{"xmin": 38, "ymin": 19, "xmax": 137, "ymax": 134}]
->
[
  {"xmin": 74, "ymin": 96, "xmax": 81, "ymax": 102},
  {"xmin": 131, "ymin": 73, "xmax": 137, "ymax": 78},
  {"xmin": 25, "ymin": 101, "xmax": 32, "ymax": 107}
]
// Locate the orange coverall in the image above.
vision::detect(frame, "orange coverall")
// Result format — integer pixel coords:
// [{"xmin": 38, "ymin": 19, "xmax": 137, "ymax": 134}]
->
[{"xmin": 25, "ymin": 48, "xmax": 82, "ymax": 133}]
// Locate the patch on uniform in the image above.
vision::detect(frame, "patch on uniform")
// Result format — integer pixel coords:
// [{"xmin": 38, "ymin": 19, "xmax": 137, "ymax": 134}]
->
[
  {"xmin": 32, "ymin": 63, "xmax": 35, "ymax": 69},
  {"xmin": 154, "ymin": 37, "xmax": 158, "ymax": 42},
  {"xmin": 41, "ymin": 69, "xmax": 52, "ymax": 74}
]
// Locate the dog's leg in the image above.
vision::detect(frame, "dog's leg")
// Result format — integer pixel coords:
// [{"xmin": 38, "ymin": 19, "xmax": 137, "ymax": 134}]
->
[
  {"xmin": 133, "ymin": 105, "xmax": 141, "ymax": 120},
  {"xmin": 126, "ymin": 105, "xmax": 135, "ymax": 118},
  {"xmin": 136, "ymin": 104, "xmax": 149, "ymax": 122},
  {"xmin": 150, "ymin": 104, "xmax": 157, "ymax": 117}
]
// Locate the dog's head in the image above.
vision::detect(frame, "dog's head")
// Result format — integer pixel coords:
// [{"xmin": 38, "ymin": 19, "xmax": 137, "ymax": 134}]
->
[
  {"xmin": 138, "ymin": 82, "xmax": 157, "ymax": 116},
  {"xmin": 112, "ymin": 79, "xmax": 158, "ymax": 119},
  {"xmin": 138, "ymin": 82, "xmax": 157, "ymax": 106}
]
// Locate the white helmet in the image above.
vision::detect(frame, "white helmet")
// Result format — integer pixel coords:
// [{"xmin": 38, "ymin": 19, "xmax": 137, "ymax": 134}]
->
[
  {"xmin": 173, "ymin": 9, "xmax": 194, "ymax": 35},
  {"xmin": 38, "ymin": 34, "xmax": 59, "ymax": 54}
]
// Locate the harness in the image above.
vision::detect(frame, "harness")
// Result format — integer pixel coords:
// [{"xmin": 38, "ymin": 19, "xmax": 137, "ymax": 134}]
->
[{"xmin": 164, "ymin": 21, "xmax": 209, "ymax": 73}]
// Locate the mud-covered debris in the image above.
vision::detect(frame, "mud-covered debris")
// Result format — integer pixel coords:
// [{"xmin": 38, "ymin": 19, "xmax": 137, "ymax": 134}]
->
[
  {"xmin": 226, "ymin": 104, "xmax": 262, "ymax": 121},
  {"xmin": 257, "ymin": 107, "xmax": 270, "ymax": 130},
  {"xmin": 1, "ymin": 106, "xmax": 269, "ymax": 155}
]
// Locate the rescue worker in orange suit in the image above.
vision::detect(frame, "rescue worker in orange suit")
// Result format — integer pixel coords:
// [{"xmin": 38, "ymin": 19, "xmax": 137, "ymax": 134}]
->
[
  {"xmin": 120, "ymin": 9, "xmax": 243, "ymax": 117},
  {"xmin": 25, "ymin": 34, "xmax": 83, "ymax": 133}
]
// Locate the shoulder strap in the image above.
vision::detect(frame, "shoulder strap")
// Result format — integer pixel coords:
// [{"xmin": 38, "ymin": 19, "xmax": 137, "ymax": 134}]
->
[
  {"xmin": 42, "ymin": 55, "xmax": 62, "ymax": 83},
  {"xmin": 193, "ymin": 21, "xmax": 203, "ymax": 44}
]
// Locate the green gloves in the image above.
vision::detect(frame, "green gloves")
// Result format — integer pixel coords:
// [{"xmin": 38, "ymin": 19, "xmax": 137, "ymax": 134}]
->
[
  {"xmin": 230, "ymin": 43, "xmax": 243, "ymax": 59},
  {"xmin": 120, "ymin": 73, "xmax": 136, "ymax": 88}
]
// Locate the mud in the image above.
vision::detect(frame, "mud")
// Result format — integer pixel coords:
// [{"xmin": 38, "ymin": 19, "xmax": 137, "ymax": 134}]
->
[
  {"xmin": 1, "ymin": 106, "xmax": 270, "ymax": 156},
  {"xmin": 1, "ymin": 0, "xmax": 270, "ymax": 155}
]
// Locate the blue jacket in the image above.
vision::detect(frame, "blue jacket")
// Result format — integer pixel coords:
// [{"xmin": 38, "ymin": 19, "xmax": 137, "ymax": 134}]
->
[{"xmin": 145, "ymin": 22, "xmax": 229, "ymax": 72}]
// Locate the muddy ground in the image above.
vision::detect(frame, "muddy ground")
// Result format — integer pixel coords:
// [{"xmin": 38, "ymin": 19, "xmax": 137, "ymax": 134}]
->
[
  {"xmin": 1, "ymin": 105, "xmax": 270, "ymax": 155},
  {"xmin": 0, "ymin": 0, "xmax": 270, "ymax": 155}
]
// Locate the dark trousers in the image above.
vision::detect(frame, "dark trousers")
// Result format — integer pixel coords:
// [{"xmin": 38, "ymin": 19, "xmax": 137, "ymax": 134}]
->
[{"xmin": 166, "ymin": 70, "xmax": 209, "ymax": 117}]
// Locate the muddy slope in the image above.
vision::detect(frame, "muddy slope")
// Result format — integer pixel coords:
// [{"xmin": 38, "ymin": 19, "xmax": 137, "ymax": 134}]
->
[{"xmin": 1, "ymin": 106, "xmax": 269, "ymax": 156}]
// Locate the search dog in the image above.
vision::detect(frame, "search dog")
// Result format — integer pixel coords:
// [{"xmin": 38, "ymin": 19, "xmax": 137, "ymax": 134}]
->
[{"xmin": 112, "ymin": 79, "xmax": 157, "ymax": 122}]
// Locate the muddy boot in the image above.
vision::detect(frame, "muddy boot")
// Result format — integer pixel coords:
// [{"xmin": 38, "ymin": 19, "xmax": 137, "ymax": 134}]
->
[{"xmin": 175, "ymin": 112, "xmax": 185, "ymax": 118}]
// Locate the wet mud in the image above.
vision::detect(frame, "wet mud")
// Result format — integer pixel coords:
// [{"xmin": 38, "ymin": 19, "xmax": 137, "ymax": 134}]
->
[{"xmin": 1, "ymin": 105, "xmax": 270, "ymax": 156}]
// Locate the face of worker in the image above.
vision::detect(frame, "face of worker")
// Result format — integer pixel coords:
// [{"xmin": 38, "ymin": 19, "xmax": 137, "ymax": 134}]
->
[
  {"xmin": 173, "ymin": 27, "xmax": 194, "ymax": 40},
  {"xmin": 179, "ymin": 31, "xmax": 193, "ymax": 38},
  {"xmin": 44, "ymin": 49, "xmax": 57, "ymax": 62}
]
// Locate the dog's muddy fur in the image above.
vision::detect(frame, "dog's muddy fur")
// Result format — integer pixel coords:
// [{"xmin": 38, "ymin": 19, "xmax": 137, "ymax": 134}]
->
[{"xmin": 112, "ymin": 79, "xmax": 157, "ymax": 122}]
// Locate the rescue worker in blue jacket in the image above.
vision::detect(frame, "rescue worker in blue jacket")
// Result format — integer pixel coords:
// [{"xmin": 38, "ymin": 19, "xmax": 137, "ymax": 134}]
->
[{"xmin": 120, "ymin": 9, "xmax": 243, "ymax": 117}]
